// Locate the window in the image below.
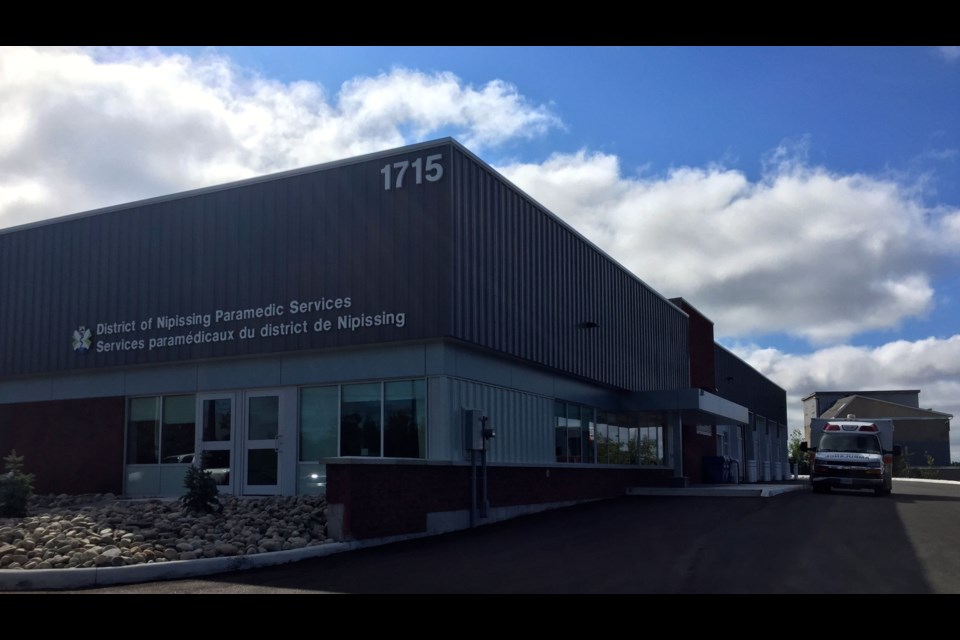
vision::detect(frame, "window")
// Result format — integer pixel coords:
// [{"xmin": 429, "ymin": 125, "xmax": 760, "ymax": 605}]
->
[
  {"xmin": 637, "ymin": 412, "xmax": 665, "ymax": 465},
  {"xmin": 300, "ymin": 386, "xmax": 339, "ymax": 461},
  {"xmin": 126, "ymin": 394, "xmax": 196, "ymax": 465},
  {"xmin": 127, "ymin": 397, "xmax": 160, "ymax": 464},
  {"xmin": 161, "ymin": 395, "xmax": 195, "ymax": 462},
  {"xmin": 567, "ymin": 404, "xmax": 582, "ymax": 463},
  {"xmin": 555, "ymin": 401, "xmax": 596, "ymax": 464},
  {"xmin": 555, "ymin": 401, "xmax": 568, "ymax": 462},
  {"xmin": 384, "ymin": 379, "xmax": 426, "ymax": 458},
  {"xmin": 340, "ymin": 383, "xmax": 382, "ymax": 457},
  {"xmin": 595, "ymin": 412, "xmax": 610, "ymax": 463},
  {"xmin": 300, "ymin": 379, "xmax": 427, "ymax": 461},
  {"xmin": 202, "ymin": 398, "xmax": 232, "ymax": 442},
  {"xmin": 559, "ymin": 404, "xmax": 666, "ymax": 466}
]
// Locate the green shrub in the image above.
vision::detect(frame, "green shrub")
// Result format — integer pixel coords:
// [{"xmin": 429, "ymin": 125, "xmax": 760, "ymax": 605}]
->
[
  {"xmin": 917, "ymin": 452, "xmax": 940, "ymax": 480},
  {"xmin": 0, "ymin": 449, "xmax": 35, "ymax": 518},
  {"xmin": 180, "ymin": 463, "xmax": 222, "ymax": 514}
]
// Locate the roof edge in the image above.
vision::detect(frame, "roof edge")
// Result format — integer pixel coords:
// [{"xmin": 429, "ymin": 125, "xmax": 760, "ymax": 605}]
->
[{"xmin": 1, "ymin": 137, "xmax": 458, "ymax": 236}]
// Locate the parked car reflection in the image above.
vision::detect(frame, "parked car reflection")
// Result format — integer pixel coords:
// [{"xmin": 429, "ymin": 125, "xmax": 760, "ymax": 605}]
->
[{"xmin": 161, "ymin": 452, "xmax": 230, "ymax": 485}]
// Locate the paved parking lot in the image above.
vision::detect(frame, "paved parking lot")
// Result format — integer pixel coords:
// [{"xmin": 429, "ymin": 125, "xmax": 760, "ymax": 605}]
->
[{"xmin": 15, "ymin": 479, "xmax": 960, "ymax": 594}]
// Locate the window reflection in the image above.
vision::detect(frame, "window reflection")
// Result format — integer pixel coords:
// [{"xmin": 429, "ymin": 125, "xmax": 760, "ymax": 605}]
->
[
  {"xmin": 201, "ymin": 450, "xmax": 230, "ymax": 486},
  {"xmin": 248, "ymin": 396, "xmax": 279, "ymax": 440},
  {"xmin": 300, "ymin": 386, "xmax": 338, "ymax": 460},
  {"xmin": 384, "ymin": 380, "xmax": 425, "ymax": 458},
  {"xmin": 127, "ymin": 397, "xmax": 160, "ymax": 464},
  {"xmin": 302, "ymin": 379, "xmax": 427, "ymax": 461},
  {"xmin": 557, "ymin": 403, "xmax": 666, "ymax": 466},
  {"xmin": 161, "ymin": 395, "xmax": 195, "ymax": 462},
  {"xmin": 202, "ymin": 399, "xmax": 232, "ymax": 442},
  {"xmin": 340, "ymin": 383, "xmax": 381, "ymax": 457}
]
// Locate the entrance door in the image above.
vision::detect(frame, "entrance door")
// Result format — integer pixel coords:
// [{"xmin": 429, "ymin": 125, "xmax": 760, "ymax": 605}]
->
[
  {"xmin": 242, "ymin": 388, "xmax": 295, "ymax": 495},
  {"xmin": 197, "ymin": 393, "xmax": 236, "ymax": 493}
]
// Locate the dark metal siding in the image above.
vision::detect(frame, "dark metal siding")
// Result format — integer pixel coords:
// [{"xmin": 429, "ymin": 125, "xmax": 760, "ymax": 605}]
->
[
  {"xmin": 0, "ymin": 142, "xmax": 454, "ymax": 377},
  {"xmin": 449, "ymin": 148, "xmax": 689, "ymax": 392},
  {"xmin": 714, "ymin": 345, "xmax": 787, "ymax": 423},
  {"xmin": 3, "ymin": 139, "xmax": 690, "ymax": 393}
]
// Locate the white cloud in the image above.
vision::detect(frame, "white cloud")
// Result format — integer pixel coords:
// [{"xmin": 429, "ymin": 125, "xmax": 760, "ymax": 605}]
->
[
  {"xmin": 731, "ymin": 337, "xmax": 960, "ymax": 462},
  {"xmin": 936, "ymin": 46, "xmax": 960, "ymax": 62},
  {"xmin": 498, "ymin": 148, "xmax": 960, "ymax": 344},
  {"xmin": 0, "ymin": 46, "xmax": 560, "ymax": 229}
]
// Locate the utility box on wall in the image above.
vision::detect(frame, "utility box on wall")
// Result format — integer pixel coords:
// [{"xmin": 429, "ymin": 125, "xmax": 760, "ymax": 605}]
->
[{"xmin": 464, "ymin": 409, "xmax": 483, "ymax": 452}]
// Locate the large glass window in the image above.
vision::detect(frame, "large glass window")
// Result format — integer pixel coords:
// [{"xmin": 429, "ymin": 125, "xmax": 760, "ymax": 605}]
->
[
  {"xmin": 557, "ymin": 404, "xmax": 665, "ymax": 466},
  {"xmin": 583, "ymin": 407, "xmax": 595, "ymax": 464},
  {"xmin": 301, "ymin": 379, "xmax": 427, "ymax": 463},
  {"xmin": 637, "ymin": 412, "xmax": 665, "ymax": 465},
  {"xmin": 128, "ymin": 394, "xmax": 197, "ymax": 465},
  {"xmin": 384, "ymin": 379, "xmax": 426, "ymax": 458},
  {"xmin": 161, "ymin": 395, "xmax": 195, "ymax": 462},
  {"xmin": 613, "ymin": 414, "xmax": 630, "ymax": 464},
  {"xmin": 300, "ymin": 386, "xmax": 339, "ymax": 461},
  {"xmin": 340, "ymin": 383, "xmax": 382, "ymax": 457},
  {"xmin": 595, "ymin": 412, "xmax": 610, "ymax": 464},
  {"xmin": 555, "ymin": 402, "xmax": 596, "ymax": 464},
  {"xmin": 555, "ymin": 401, "xmax": 568, "ymax": 462},
  {"xmin": 620, "ymin": 427, "xmax": 640, "ymax": 464},
  {"xmin": 567, "ymin": 404, "xmax": 582, "ymax": 463},
  {"xmin": 127, "ymin": 397, "xmax": 160, "ymax": 464}
]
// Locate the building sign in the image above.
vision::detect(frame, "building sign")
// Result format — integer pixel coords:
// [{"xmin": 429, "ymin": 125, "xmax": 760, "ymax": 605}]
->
[
  {"xmin": 75, "ymin": 294, "xmax": 407, "ymax": 355},
  {"xmin": 696, "ymin": 424, "xmax": 713, "ymax": 437}
]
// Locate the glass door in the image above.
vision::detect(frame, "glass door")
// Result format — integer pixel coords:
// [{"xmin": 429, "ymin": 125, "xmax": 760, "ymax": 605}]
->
[
  {"xmin": 243, "ymin": 388, "xmax": 294, "ymax": 495},
  {"xmin": 196, "ymin": 393, "xmax": 236, "ymax": 493}
]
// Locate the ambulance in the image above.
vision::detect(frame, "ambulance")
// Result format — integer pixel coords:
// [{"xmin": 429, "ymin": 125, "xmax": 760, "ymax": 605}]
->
[{"xmin": 800, "ymin": 417, "xmax": 901, "ymax": 496}]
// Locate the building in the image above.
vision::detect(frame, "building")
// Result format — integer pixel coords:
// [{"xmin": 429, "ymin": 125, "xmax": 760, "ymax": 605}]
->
[
  {"xmin": 803, "ymin": 390, "xmax": 952, "ymax": 466},
  {"xmin": 0, "ymin": 139, "xmax": 787, "ymax": 540}
]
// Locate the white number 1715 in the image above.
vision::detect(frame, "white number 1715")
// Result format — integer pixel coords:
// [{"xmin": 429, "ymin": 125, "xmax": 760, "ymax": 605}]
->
[{"xmin": 381, "ymin": 153, "xmax": 444, "ymax": 190}]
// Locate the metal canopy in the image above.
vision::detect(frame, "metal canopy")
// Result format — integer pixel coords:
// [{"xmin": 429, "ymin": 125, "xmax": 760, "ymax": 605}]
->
[{"xmin": 625, "ymin": 388, "xmax": 749, "ymax": 425}]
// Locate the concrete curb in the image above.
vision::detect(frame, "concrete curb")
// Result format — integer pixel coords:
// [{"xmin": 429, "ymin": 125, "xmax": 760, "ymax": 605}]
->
[
  {"xmin": 626, "ymin": 484, "xmax": 809, "ymax": 498},
  {"xmin": 0, "ymin": 540, "xmax": 363, "ymax": 591}
]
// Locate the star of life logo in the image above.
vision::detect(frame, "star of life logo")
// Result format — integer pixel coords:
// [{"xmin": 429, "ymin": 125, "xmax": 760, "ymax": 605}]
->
[{"xmin": 72, "ymin": 326, "xmax": 92, "ymax": 353}]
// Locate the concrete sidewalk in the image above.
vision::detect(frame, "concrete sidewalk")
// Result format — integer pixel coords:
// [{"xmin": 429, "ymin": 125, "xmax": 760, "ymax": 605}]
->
[{"xmin": 627, "ymin": 481, "xmax": 809, "ymax": 498}]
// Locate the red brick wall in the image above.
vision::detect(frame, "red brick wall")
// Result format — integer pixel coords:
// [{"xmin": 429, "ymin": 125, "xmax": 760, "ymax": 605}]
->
[
  {"xmin": 682, "ymin": 424, "xmax": 717, "ymax": 485},
  {"xmin": 327, "ymin": 463, "xmax": 674, "ymax": 540},
  {"xmin": 0, "ymin": 397, "xmax": 125, "ymax": 495},
  {"xmin": 671, "ymin": 299, "xmax": 716, "ymax": 392}
]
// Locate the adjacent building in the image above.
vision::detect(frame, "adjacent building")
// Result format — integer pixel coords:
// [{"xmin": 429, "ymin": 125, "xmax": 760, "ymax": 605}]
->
[{"xmin": 803, "ymin": 390, "xmax": 952, "ymax": 465}]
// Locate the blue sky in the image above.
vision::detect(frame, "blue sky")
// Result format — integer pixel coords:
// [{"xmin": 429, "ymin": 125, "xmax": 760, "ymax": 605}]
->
[{"xmin": 1, "ymin": 46, "xmax": 958, "ymax": 457}]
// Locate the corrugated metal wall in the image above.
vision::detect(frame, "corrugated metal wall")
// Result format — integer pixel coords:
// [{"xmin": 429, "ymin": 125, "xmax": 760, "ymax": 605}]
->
[
  {"xmin": 449, "ymin": 147, "xmax": 689, "ymax": 393},
  {"xmin": 445, "ymin": 377, "xmax": 555, "ymax": 464},
  {"xmin": 0, "ymin": 142, "xmax": 454, "ymax": 377},
  {"xmin": 3, "ymin": 139, "xmax": 691, "ymax": 398},
  {"xmin": 714, "ymin": 344, "xmax": 787, "ymax": 424}
]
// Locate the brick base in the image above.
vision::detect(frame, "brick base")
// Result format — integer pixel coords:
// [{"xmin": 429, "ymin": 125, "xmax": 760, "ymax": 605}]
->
[{"xmin": 326, "ymin": 462, "xmax": 674, "ymax": 540}]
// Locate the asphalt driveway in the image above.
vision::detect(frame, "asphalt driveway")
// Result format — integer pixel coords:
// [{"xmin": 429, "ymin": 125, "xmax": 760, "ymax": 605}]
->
[{"xmin": 17, "ymin": 479, "xmax": 960, "ymax": 594}]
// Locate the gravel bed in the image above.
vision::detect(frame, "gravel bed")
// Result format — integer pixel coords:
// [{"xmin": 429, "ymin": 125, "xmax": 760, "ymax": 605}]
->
[{"xmin": 0, "ymin": 493, "xmax": 329, "ymax": 570}]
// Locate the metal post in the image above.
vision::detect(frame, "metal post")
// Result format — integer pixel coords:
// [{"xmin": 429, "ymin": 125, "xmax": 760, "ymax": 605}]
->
[
  {"xmin": 673, "ymin": 390, "xmax": 684, "ymax": 479},
  {"xmin": 470, "ymin": 449, "xmax": 477, "ymax": 529},
  {"xmin": 481, "ymin": 444, "xmax": 489, "ymax": 518}
]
